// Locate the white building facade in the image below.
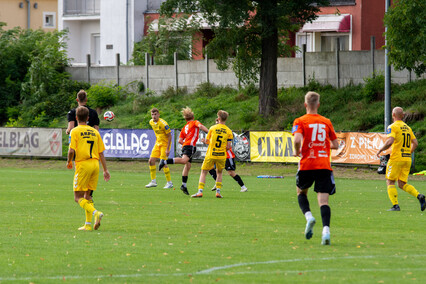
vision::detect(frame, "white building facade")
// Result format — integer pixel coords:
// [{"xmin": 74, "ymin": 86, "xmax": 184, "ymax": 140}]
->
[{"xmin": 58, "ymin": 0, "xmax": 165, "ymax": 66}]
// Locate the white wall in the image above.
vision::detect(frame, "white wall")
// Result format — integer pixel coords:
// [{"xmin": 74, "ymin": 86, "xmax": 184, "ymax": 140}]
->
[
  {"xmin": 64, "ymin": 20, "xmax": 100, "ymax": 64},
  {"xmin": 101, "ymin": 0, "xmax": 126, "ymax": 66}
]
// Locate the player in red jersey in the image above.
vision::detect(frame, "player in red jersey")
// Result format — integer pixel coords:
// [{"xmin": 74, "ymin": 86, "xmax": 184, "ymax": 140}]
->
[
  {"xmin": 159, "ymin": 107, "xmax": 208, "ymax": 195},
  {"xmin": 292, "ymin": 91, "xmax": 338, "ymax": 245}
]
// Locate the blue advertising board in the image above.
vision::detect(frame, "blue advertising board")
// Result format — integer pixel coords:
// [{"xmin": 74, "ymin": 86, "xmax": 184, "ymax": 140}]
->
[{"xmin": 99, "ymin": 129, "xmax": 175, "ymax": 158}]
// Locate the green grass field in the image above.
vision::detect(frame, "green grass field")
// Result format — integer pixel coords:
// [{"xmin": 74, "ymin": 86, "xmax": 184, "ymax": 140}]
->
[{"xmin": 0, "ymin": 159, "xmax": 425, "ymax": 283}]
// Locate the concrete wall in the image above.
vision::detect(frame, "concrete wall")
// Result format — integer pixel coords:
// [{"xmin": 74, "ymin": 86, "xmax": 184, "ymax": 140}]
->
[{"xmin": 66, "ymin": 49, "xmax": 422, "ymax": 94}]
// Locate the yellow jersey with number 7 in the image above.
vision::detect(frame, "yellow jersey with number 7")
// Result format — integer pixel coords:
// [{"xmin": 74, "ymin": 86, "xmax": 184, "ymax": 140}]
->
[{"xmin": 70, "ymin": 125, "xmax": 105, "ymax": 162}]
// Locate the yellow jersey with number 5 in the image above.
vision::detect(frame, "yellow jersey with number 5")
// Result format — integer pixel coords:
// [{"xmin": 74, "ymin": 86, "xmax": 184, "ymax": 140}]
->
[
  {"xmin": 70, "ymin": 125, "xmax": 105, "ymax": 162},
  {"xmin": 205, "ymin": 124, "xmax": 233, "ymax": 159},
  {"xmin": 387, "ymin": 120, "xmax": 416, "ymax": 162}
]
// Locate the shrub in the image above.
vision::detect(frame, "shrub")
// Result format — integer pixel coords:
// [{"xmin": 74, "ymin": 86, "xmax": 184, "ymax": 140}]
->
[
  {"xmin": 87, "ymin": 83, "xmax": 124, "ymax": 109},
  {"xmin": 362, "ymin": 72, "xmax": 385, "ymax": 102}
]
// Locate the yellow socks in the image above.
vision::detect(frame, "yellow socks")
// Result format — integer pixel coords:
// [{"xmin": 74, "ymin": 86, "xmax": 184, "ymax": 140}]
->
[
  {"xmin": 402, "ymin": 184, "xmax": 419, "ymax": 198},
  {"xmin": 78, "ymin": 198, "xmax": 96, "ymax": 215},
  {"xmin": 86, "ymin": 199, "xmax": 94, "ymax": 224},
  {"xmin": 164, "ymin": 167, "xmax": 172, "ymax": 182},
  {"xmin": 149, "ymin": 165, "xmax": 156, "ymax": 181},
  {"xmin": 215, "ymin": 182, "xmax": 222, "ymax": 193},
  {"xmin": 198, "ymin": 182, "xmax": 205, "ymax": 192},
  {"xmin": 387, "ymin": 185, "xmax": 398, "ymax": 205}
]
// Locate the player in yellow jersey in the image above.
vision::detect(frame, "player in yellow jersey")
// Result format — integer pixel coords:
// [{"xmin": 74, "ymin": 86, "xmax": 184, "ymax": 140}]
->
[
  {"xmin": 67, "ymin": 106, "xmax": 110, "ymax": 231},
  {"xmin": 145, "ymin": 108, "xmax": 174, "ymax": 189},
  {"xmin": 192, "ymin": 110, "xmax": 233, "ymax": 198},
  {"xmin": 377, "ymin": 107, "xmax": 425, "ymax": 211}
]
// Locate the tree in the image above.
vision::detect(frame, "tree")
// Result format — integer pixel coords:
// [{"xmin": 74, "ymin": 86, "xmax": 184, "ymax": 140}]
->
[
  {"xmin": 0, "ymin": 25, "xmax": 89, "ymax": 126},
  {"xmin": 384, "ymin": 0, "xmax": 426, "ymax": 77},
  {"xmin": 160, "ymin": 0, "xmax": 328, "ymax": 117},
  {"xmin": 132, "ymin": 16, "xmax": 200, "ymax": 65}
]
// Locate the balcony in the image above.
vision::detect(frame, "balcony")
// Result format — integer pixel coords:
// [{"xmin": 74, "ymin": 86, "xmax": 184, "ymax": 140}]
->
[{"xmin": 64, "ymin": 0, "xmax": 100, "ymax": 16}]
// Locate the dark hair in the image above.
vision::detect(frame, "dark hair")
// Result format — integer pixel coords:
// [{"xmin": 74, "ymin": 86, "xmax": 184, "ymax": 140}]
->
[
  {"xmin": 76, "ymin": 106, "xmax": 89, "ymax": 123},
  {"xmin": 77, "ymin": 90, "xmax": 87, "ymax": 102}
]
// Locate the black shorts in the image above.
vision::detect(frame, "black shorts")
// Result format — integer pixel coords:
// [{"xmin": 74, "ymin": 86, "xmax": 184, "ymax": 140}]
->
[
  {"xmin": 296, "ymin": 169, "xmax": 336, "ymax": 195},
  {"xmin": 225, "ymin": 157, "xmax": 236, "ymax": 171},
  {"xmin": 181, "ymin": 145, "xmax": 196, "ymax": 163}
]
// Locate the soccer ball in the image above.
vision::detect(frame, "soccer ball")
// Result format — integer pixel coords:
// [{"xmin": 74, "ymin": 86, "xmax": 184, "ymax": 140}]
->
[{"xmin": 103, "ymin": 111, "xmax": 115, "ymax": 122}]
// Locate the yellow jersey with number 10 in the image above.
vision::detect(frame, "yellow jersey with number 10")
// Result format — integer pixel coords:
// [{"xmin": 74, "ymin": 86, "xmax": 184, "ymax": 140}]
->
[
  {"xmin": 70, "ymin": 125, "xmax": 105, "ymax": 162},
  {"xmin": 387, "ymin": 120, "xmax": 416, "ymax": 162},
  {"xmin": 205, "ymin": 124, "xmax": 233, "ymax": 159}
]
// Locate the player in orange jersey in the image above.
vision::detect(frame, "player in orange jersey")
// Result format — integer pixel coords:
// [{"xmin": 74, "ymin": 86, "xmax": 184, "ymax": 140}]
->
[
  {"xmin": 292, "ymin": 91, "xmax": 338, "ymax": 245},
  {"xmin": 376, "ymin": 107, "xmax": 425, "ymax": 212},
  {"xmin": 159, "ymin": 107, "xmax": 208, "ymax": 195}
]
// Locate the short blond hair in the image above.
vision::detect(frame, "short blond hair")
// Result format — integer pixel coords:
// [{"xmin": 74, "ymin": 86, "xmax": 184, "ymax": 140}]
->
[
  {"xmin": 217, "ymin": 110, "xmax": 229, "ymax": 122},
  {"xmin": 181, "ymin": 107, "xmax": 194, "ymax": 121},
  {"xmin": 305, "ymin": 91, "xmax": 320, "ymax": 107},
  {"xmin": 392, "ymin": 107, "xmax": 404, "ymax": 120}
]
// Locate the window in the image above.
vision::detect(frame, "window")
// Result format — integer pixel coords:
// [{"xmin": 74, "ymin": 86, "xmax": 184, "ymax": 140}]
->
[
  {"xmin": 328, "ymin": 0, "xmax": 356, "ymax": 5},
  {"xmin": 321, "ymin": 34, "xmax": 349, "ymax": 51},
  {"xmin": 43, "ymin": 12, "xmax": 56, "ymax": 28},
  {"xmin": 295, "ymin": 33, "xmax": 312, "ymax": 58},
  {"xmin": 315, "ymin": 0, "xmax": 355, "ymax": 6}
]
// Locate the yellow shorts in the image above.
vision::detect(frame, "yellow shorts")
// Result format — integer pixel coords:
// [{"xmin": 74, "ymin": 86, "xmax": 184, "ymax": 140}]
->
[
  {"xmin": 201, "ymin": 157, "xmax": 226, "ymax": 171},
  {"xmin": 73, "ymin": 159, "xmax": 99, "ymax": 192},
  {"xmin": 386, "ymin": 160, "xmax": 411, "ymax": 183},
  {"xmin": 150, "ymin": 143, "xmax": 169, "ymax": 160}
]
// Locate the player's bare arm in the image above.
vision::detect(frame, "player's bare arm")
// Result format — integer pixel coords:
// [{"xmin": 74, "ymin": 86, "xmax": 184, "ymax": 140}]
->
[
  {"xmin": 199, "ymin": 124, "xmax": 209, "ymax": 133},
  {"xmin": 330, "ymin": 139, "xmax": 339, "ymax": 150},
  {"xmin": 293, "ymin": 133, "xmax": 303, "ymax": 157},
  {"xmin": 166, "ymin": 132, "xmax": 172, "ymax": 157},
  {"xmin": 376, "ymin": 137, "xmax": 395, "ymax": 157},
  {"xmin": 411, "ymin": 139, "xmax": 418, "ymax": 153},
  {"xmin": 67, "ymin": 148, "xmax": 75, "ymax": 169},
  {"xmin": 99, "ymin": 152, "xmax": 110, "ymax": 182},
  {"xmin": 66, "ymin": 121, "xmax": 75, "ymax": 135}
]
